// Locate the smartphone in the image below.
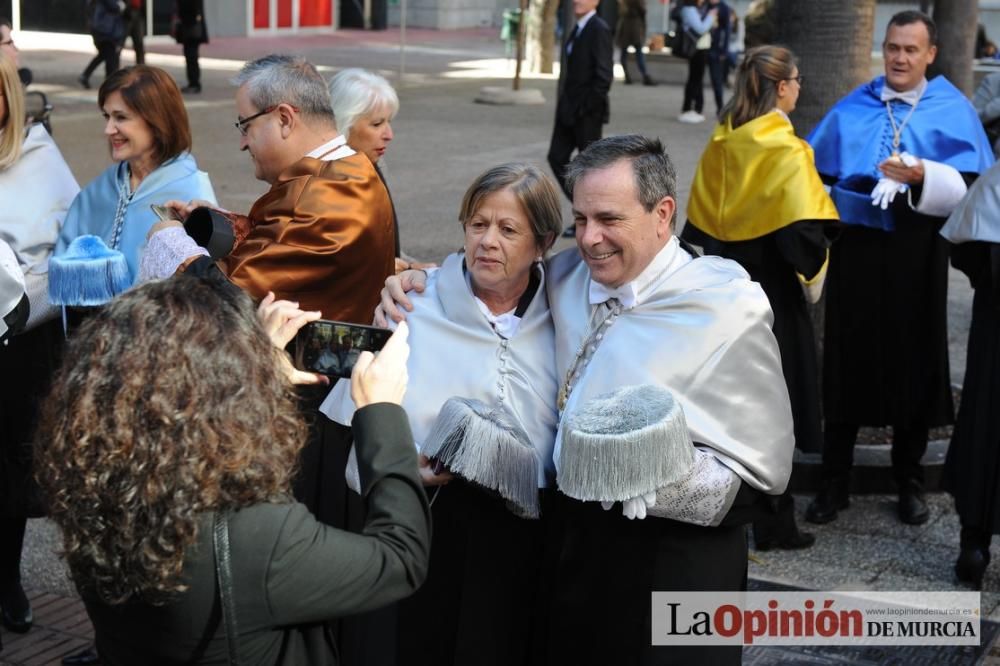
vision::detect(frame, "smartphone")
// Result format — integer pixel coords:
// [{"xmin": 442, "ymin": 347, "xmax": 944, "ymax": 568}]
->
[
  {"xmin": 150, "ymin": 204, "xmax": 179, "ymax": 222},
  {"xmin": 294, "ymin": 319, "xmax": 392, "ymax": 378}
]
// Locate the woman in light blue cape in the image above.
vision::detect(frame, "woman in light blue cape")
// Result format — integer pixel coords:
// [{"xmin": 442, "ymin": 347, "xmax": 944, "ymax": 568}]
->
[{"xmin": 54, "ymin": 65, "xmax": 215, "ymax": 285}]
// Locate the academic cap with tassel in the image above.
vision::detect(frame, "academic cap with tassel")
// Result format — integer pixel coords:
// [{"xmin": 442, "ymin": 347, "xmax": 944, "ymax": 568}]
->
[
  {"xmin": 558, "ymin": 384, "xmax": 695, "ymax": 503},
  {"xmin": 48, "ymin": 235, "xmax": 131, "ymax": 307}
]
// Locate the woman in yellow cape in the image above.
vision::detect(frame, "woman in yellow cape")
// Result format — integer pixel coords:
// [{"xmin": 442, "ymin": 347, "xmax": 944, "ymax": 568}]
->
[{"xmin": 681, "ymin": 45, "xmax": 839, "ymax": 551}]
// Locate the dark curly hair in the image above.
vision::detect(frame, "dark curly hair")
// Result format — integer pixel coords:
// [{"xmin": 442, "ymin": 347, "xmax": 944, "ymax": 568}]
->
[{"xmin": 36, "ymin": 275, "xmax": 306, "ymax": 605}]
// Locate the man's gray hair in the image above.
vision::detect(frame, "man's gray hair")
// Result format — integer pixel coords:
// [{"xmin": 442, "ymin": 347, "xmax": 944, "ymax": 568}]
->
[
  {"xmin": 564, "ymin": 135, "xmax": 677, "ymax": 217},
  {"xmin": 233, "ymin": 54, "xmax": 335, "ymax": 125},
  {"xmin": 328, "ymin": 68, "xmax": 399, "ymax": 138}
]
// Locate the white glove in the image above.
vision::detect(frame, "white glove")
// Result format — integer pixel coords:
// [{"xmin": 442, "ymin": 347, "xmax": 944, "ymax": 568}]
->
[
  {"xmin": 601, "ymin": 492, "xmax": 657, "ymax": 520},
  {"xmin": 871, "ymin": 177, "xmax": 906, "ymax": 210},
  {"xmin": 871, "ymin": 152, "xmax": 920, "ymax": 210}
]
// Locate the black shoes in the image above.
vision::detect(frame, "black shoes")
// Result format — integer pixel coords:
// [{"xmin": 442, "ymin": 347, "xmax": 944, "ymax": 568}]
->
[
  {"xmin": 805, "ymin": 477, "xmax": 850, "ymax": 524},
  {"xmin": 77, "ymin": 74, "xmax": 90, "ymax": 90},
  {"xmin": 181, "ymin": 85, "xmax": 202, "ymax": 94},
  {"xmin": 755, "ymin": 530, "xmax": 816, "ymax": 551},
  {"xmin": 62, "ymin": 646, "xmax": 100, "ymax": 665},
  {"xmin": 0, "ymin": 581, "xmax": 32, "ymax": 633},
  {"xmin": 897, "ymin": 481, "xmax": 929, "ymax": 525},
  {"xmin": 955, "ymin": 547, "xmax": 990, "ymax": 590},
  {"xmin": 642, "ymin": 74, "xmax": 657, "ymax": 86}
]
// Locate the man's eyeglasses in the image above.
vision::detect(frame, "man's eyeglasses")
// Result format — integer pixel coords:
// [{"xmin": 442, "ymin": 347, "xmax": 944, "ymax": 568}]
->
[{"xmin": 234, "ymin": 104, "xmax": 298, "ymax": 136}]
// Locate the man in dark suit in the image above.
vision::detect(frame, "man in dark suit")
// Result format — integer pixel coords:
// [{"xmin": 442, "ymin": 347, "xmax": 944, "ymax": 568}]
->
[{"xmin": 548, "ymin": 0, "xmax": 613, "ymax": 212}]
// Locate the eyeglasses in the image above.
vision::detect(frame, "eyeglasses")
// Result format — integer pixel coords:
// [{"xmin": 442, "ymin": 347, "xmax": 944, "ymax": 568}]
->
[
  {"xmin": 234, "ymin": 104, "xmax": 299, "ymax": 136},
  {"xmin": 785, "ymin": 75, "xmax": 804, "ymax": 85}
]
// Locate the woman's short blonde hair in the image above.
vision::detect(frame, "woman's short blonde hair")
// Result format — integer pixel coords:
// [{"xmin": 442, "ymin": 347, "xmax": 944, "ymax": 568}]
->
[
  {"xmin": 0, "ymin": 52, "xmax": 25, "ymax": 170},
  {"xmin": 328, "ymin": 68, "xmax": 399, "ymax": 138}
]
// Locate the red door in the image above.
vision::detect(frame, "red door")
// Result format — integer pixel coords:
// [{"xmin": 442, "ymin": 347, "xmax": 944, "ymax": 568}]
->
[{"xmin": 254, "ymin": 0, "xmax": 333, "ymax": 30}]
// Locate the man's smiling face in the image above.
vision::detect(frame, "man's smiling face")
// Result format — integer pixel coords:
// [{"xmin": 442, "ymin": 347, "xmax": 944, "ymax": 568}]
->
[{"xmin": 571, "ymin": 159, "xmax": 674, "ymax": 289}]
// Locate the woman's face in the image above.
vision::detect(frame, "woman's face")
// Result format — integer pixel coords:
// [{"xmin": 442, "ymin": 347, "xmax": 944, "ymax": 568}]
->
[
  {"xmin": 464, "ymin": 187, "xmax": 541, "ymax": 297},
  {"xmin": 102, "ymin": 90, "xmax": 157, "ymax": 169},
  {"xmin": 348, "ymin": 104, "xmax": 394, "ymax": 164},
  {"xmin": 776, "ymin": 66, "xmax": 801, "ymax": 115}
]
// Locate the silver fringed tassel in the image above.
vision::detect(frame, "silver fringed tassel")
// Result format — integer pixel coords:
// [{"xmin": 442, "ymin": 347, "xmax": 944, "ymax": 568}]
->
[
  {"xmin": 559, "ymin": 384, "xmax": 695, "ymax": 502},
  {"xmin": 421, "ymin": 397, "xmax": 541, "ymax": 519}
]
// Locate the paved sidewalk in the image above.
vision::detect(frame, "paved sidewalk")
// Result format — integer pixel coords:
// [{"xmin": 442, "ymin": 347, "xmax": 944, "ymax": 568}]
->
[{"xmin": 2, "ymin": 27, "xmax": 993, "ymax": 666}]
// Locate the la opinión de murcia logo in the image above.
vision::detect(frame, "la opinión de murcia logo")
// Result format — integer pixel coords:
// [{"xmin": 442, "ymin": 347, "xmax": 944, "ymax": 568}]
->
[{"xmin": 650, "ymin": 591, "xmax": 981, "ymax": 646}]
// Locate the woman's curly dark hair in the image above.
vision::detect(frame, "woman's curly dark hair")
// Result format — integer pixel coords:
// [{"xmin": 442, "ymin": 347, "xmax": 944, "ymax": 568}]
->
[{"xmin": 36, "ymin": 275, "xmax": 307, "ymax": 605}]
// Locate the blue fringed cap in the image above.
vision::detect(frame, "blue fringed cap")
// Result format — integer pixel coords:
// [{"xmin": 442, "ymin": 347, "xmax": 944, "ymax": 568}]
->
[{"xmin": 48, "ymin": 235, "xmax": 131, "ymax": 306}]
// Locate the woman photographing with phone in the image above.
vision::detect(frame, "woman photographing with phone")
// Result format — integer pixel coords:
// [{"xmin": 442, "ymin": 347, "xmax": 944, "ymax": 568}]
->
[{"xmin": 36, "ymin": 274, "xmax": 429, "ymax": 664}]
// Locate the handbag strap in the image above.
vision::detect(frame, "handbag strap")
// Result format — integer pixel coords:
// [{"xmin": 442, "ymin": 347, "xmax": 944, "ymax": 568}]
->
[{"xmin": 213, "ymin": 510, "xmax": 241, "ymax": 666}]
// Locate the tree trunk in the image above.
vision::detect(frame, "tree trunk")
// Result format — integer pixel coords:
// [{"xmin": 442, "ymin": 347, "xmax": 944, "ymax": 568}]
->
[
  {"xmin": 526, "ymin": 0, "xmax": 559, "ymax": 74},
  {"xmin": 773, "ymin": 0, "xmax": 877, "ymax": 137},
  {"xmin": 930, "ymin": 0, "xmax": 978, "ymax": 96}
]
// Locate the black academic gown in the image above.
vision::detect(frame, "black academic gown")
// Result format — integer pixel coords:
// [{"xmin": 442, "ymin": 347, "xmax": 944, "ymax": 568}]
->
[
  {"xmin": 539, "ymin": 485, "xmax": 767, "ymax": 666},
  {"xmin": 944, "ymin": 242, "xmax": 1000, "ymax": 534},
  {"xmin": 821, "ymin": 182, "xmax": 972, "ymax": 429}
]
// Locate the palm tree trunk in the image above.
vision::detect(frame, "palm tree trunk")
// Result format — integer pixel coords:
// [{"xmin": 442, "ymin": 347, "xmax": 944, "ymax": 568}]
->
[
  {"xmin": 930, "ymin": 0, "xmax": 978, "ymax": 96},
  {"xmin": 526, "ymin": 0, "xmax": 560, "ymax": 74},
  {"xmin": 773, "ymin": 0, "xmax": 877, "ymax": 137},
  {"xmin": 771, "ymin": 0, "xmax": 876, "ymax": 380}
]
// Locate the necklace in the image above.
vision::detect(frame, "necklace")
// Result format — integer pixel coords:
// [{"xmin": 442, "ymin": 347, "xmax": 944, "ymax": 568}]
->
[
  {"xmin": 557, "ymin": 298, "xmax": 623, "ymax": 412},
  {"xmin": 884, "ymin": 92, "xmax": 922, "ymax": 157}
]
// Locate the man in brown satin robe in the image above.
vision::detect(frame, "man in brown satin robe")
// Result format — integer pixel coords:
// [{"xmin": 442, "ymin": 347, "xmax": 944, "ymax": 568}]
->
[
  {"xmin": 143, "ymin": 54, "xmax": 396, "ymax": 530},
  {"xmin": 149, "ymin": 54, "xmax": 395, "ymax": 323}
]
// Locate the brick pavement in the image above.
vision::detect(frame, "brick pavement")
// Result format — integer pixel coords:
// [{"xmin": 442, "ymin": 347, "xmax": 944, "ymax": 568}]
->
[{"xmin": 0, "ymin": 590, "xmax": 92, "ymax": 666}]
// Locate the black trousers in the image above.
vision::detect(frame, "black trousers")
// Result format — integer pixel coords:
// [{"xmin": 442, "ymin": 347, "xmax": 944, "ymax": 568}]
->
[
  {"xmin": 183, "ymin": 41, "xmax": 201, "ymax": 87},
  {"xmin": 125, "ymin": 11, "xmax": 145, "ymax": 64},
  {"xmin": 682, "ymin": 49, "xmax": 708, "ymax": 113},
  {"xmin": 81, "ymin": 38, "xmax": 121, "ymax": 81},
  {"xmin": 706, "ymin": 50, "xmax": 725, "ymax": 113},
  {"xmin": 547, "ymin": 113, "xmax": 603, "ymax": 199},
  {"xmin": 822, "ymin": 421, "xmax": 929, "ymax": 487}
]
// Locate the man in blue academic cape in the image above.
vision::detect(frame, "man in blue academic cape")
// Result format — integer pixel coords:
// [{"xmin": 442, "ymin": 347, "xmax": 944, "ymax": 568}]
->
[{"xmin": 806, "ymin": 10, "xmax": 994, "ymax": 526}]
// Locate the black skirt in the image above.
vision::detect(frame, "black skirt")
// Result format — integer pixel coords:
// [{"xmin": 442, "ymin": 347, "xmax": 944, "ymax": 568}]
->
[{"xmin": 395, "ymin": 480, "xmax": 546, "ymax": 666}]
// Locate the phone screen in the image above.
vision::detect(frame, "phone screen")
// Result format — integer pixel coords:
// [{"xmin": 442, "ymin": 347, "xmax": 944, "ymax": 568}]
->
[{"xmin": 294, "ymin": 319, "xmax": 392, "ymax": 378}]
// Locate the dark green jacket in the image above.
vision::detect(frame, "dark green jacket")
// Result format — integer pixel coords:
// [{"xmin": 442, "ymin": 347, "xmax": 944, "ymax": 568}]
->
[{"xmin": 83, "ymin": 403, "xmax": 430, "ymax": 665}]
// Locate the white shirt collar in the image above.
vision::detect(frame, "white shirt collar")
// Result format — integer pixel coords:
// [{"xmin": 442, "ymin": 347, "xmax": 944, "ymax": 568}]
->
[
  {"xmin": 880, "ymin": 77, "xmax": 927, "ymax": 105},
  {"xmin": 772, "ymin": 108, "xmax": 790, "ymax": 122},
  {"xmin": 574, "ymin": 10, "xmax": 596, "ymax": 34},
  {"xmin": 588, "ymin": 235, "xmax": 686, "ymax": 309},
  {"xmin": 305, "ymin": 134, "xmax": 355, "ymax": 161},
  {"xmin": 473, "ymin": 296, "xmax": 521, "ymax": 339}
]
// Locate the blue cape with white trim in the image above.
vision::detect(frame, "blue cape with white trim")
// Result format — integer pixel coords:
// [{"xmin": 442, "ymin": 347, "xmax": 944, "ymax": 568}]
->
[{"xmin": 807, "ymin": 75, "xmax": 993, "ymax": 231}]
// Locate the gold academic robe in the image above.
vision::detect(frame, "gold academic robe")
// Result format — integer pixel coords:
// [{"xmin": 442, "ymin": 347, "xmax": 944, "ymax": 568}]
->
[{"xmin": 221, "ymin": 151, "xmax": 395, "ymax": 323}]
